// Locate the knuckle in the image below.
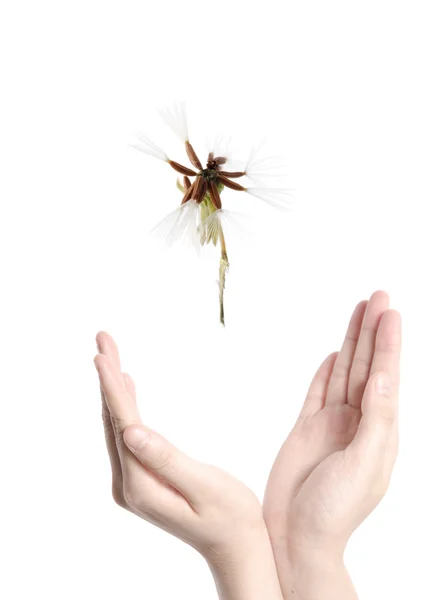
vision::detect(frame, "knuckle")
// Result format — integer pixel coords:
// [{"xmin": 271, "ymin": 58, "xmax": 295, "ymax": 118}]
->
[
  {"xmin": 345, "ymin": 331, "xmax": 360, "ymax": 344},
  {"xmin": 150, "ymin": 448, "xmax": 174, "ymax": 473},
  {"xmin": 332, "ymin": 360, "xmax": 349, "ymax": 378},
  {"xmin": 378, "ymin": 407, "xmax": 398, "ymax": 423},
  {"xmin": 113, "ymin": 431, "xmax": 127, "ymax": 453},
  {"xmin": 376, "ymin": 337, "xmax": 401, "ymax": 353},
  {"xmin": 352, "ymin": 355, "xmax": 371, "ymax": 370},
  {"xmin": 109, "ymin": 414, "xmax": 128, "ymax": 436},
  {"xmin": 373, "ymin": 392, "xmax": 398, "ymax": 422}
]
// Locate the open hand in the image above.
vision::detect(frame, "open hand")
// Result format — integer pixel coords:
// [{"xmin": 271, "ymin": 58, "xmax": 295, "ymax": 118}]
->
[
  {"xmin": 94, "ymin": 332, "xmax": 266, "ymax": 563},
  {"xmin": 263, "ymin": 291, "xmax": 401, "ymax": 571}
]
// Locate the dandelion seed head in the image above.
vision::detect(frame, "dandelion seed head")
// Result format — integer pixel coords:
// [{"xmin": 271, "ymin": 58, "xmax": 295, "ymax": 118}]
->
[{"xmin": 133, "ymin": 104, "xmax": 292, "ymax": 324}]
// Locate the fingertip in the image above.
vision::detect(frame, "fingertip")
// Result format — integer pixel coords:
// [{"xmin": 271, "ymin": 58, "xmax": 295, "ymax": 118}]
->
[
  {"xmin": 355, "ymin": 299, "xmax": 368, "ymax": 311},
  {"xmin": 94, "ymin": 352, "xmax": 109, "ymax": 372},
  {"xmin": 375, "ymin": 310, "xmax": 402, "ymax": 355},
  {"xmin": 96, "ymin": 331, "xmax": 122, "ymax": 368},
  {"xmin": 348, "ymin": 300, "xmax": 367, "ymax": 331},
  {"xmin": 93, "ymin": 353, "xmax": 101, "ymax": 370},
  {"xmin": 378, "ymin": 308, "xmax": 402, "ymax": 334},
  {"xmin": 123, "ymin": 424, "xmax": 152, "ymax": 452},
  {"xmin": 323, "ymin": 351, "xmax": 339, "ymax": 371},
  {"xmin": 320, "ymin": 351, "xmax": 339, "ymax": 373},
  {"xmin": 96, "ymin": 331, "xmax": 110, "ymax": 353},
  {"xmin": 301, "ymin": 351, "xmax": 340, "ymax": 415},
  {"xmin": 382, "ymin": 308, "xmax": 402, "ymax": 325},
  {"xmin": 122, "ymin": 372, "xmax": 133, "ymax": 384},
  {"xmin": 369, "ymin": 289, "xmax": 390, "ymax": 304}
]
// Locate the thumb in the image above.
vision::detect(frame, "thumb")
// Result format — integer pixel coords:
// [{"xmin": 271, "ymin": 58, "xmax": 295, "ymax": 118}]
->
[
  {"xmin": 349, "ymin": 371, "xmax": 398, "ymax": 455},
  {"xmin": 123, "ymin": 424, "xmax": 209, "ymax": 504}
]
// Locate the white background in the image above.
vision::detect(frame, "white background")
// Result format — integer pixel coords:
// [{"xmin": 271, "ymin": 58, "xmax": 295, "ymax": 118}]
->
[{"xmin": 1, "ymin": 1, "xmax": 425, "ymax": 599}]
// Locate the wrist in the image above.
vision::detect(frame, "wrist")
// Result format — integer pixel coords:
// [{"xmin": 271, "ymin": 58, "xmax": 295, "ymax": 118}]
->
[
  {"xmin": 206, "ymin": 525, "xmax": 284, "ymax": 600},
  {"xmin": 276, "ymin": 548, "xmax": 358, "ymax": 600}
]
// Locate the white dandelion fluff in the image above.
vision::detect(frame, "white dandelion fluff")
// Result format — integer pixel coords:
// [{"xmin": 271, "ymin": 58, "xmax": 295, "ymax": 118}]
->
[
  {"xmin": 245, "ymin": 142, "xmax": 286, "ymax": 181},
  {"xmin": 152, "ymin": 200, "xmax": 201, "ymax": 250},
  {"xmin": 158, "ymin": 102, "xmax": 189, "ymax": 143},
  {"xmin": 199, "ymin": 208, "xmax": 224, "ymax": 246},
  {"xmin": 246, "ymin": 187, "xmax": 293, "ymax": 211},
  {"xmin": 130, "ymin": 133, "xmax": 168, "ymax": 162},
  {"xmin": 200, "ymin": 208, "xmax": 252, "ymax": 246},
  {"xmin": 212, "ymin": 134, "xmax": 232, "ymax": 160}
]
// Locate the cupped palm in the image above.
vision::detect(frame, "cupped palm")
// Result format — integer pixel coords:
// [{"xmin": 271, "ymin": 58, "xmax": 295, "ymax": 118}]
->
[{"xmin": 263, "ymin": 292, "xmax": 401, "ymax": 558}]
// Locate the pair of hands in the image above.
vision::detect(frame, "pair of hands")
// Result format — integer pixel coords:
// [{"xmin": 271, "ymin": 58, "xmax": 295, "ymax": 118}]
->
[{"xmin": 94, "ymin": 291, "xmax": 401, "ymax": 599}]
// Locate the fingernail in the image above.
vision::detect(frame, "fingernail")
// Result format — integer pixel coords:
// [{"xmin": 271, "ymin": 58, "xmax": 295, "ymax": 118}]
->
[
  {"xmin": 376, "ymin": 373, "xmax": 391, "ymax": 395},
  {"xmin": 125, "ymin": 427, "xmax": 151, "ymax": 451}
]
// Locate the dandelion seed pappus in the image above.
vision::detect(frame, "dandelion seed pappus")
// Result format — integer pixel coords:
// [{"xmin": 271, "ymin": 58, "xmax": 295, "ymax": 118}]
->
[{"xmin": 131, "ymin": 103, "xmax": 292, "ymax": 325}]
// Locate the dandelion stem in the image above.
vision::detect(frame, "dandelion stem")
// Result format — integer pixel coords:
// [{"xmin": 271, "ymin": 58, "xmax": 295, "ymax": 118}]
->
[
  {"xmin": 219, "ymin": 226, "xmax": 228, "ymax": 261},
  {"xmin": 218, "ymin": 226, "xmax": 229, "ymax": 326}
]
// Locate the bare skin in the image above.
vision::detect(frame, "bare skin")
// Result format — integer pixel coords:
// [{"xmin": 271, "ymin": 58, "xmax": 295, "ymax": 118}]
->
[
  {"xmin": 94, "ymin": 290, "xmax": 401, "ymax": 599},
  {"xmin": 94, "ymin": 333, "xmax": 283, "ymax": 600},
  {"xmin": 263, "ymin": 291, "xmax": 401, "ymax": 599}
]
